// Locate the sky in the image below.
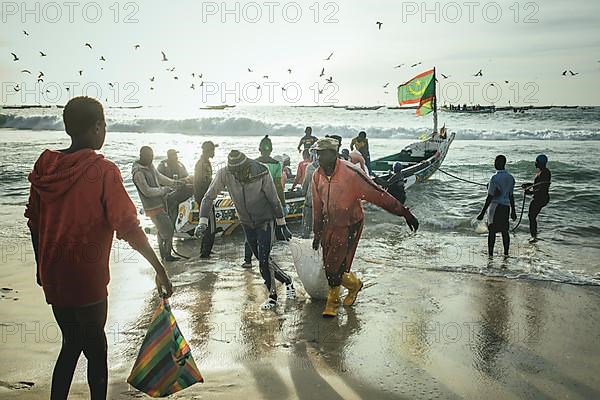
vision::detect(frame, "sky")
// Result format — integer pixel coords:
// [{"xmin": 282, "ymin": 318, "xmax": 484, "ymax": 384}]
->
[{"xmin": 1, "ymin": 0, "xmax": 599, "ymax": 107}]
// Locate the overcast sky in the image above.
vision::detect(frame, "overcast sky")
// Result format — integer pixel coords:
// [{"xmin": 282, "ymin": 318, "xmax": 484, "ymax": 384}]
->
[{"xmin": 1, "ymin": 0, "xmax": 599, "ymax": 106}]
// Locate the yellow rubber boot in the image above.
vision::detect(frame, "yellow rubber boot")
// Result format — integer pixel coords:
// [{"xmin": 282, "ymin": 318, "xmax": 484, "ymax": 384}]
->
[
  {"xmin": 322, "ymin": 286, "xmax": 341, "ymax": 318},
  {"xmin": 341, "ymin": 272, "xmax": 363, "ymax": 306}
]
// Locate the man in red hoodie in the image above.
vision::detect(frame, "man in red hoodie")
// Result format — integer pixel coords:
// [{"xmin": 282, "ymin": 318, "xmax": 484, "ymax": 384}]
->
[
  {"xmin": 25, "ymin": 97, "xmax": 173, "ymax": 400},
  {"xmin": 311, "ymin": 138, "xmax": 419, "ymax": 318}
]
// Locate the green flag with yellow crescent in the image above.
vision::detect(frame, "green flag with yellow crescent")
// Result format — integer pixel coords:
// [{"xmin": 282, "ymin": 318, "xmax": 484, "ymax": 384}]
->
[{"xmin": 397, "ymin": 69, "xmax": 435, "ymax": 116}]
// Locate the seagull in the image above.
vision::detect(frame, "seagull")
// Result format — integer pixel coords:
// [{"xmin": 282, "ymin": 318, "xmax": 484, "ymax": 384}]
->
[
  {"xmin": 150, "ymin": 76, "xmax": 155, "ymax": 82},
  {"xmin": 173, "ymin": 76, "xmax": 178, "ymax": 80},
  {"xmin": 37, "ymin": 78, "xmax": 44, "ymax": 83},
  {"xmin": 256, "ymin": 84, "xmax": 261, "ymax": 90},
  {"xmin": 248, "ymin": 67, "xmax": 253, "ymax": 72},
  {"xmin": 504, "ymin": 80, "xmax": 509, "ymax": 83},
  {"xmin": 38, "ymin": 71, "xmax": 44, "ymax": 78},
  {"xmin": 166, "ymin": 67, "xmax": 175, "ymax": 72},
  {"xmin": 384, "ymin": 91, "xmax": 389, "ymax": 94},
  {"xmin": 569, "ymin": 70, "xmax": 579, "ymax": 76},
  {"xmin": 326, "ymin": 76, "xmax": 333, "ymax": 83},
  {"xmin": 84, "ymin": 43, "xmax": 92, "ymax": 49},
  {"xmin": 440, "ymin": 73, "xmax": 449, "ymax": 79},
  {"xmin": 410, "ymin": 62, "xmax": 422, "ymax": 67},
  {"xmin": 161, "ymin": 51, "xmax": 168, "ymax": 61},
  {"xmin": 474, "ymin": 69, "xmax": 483, "ymax": 77},
  {"xmin": 320, "ymin": 67, "xmax": 325, "ymax": 77},
  {"xmin": 263, "ymin": 75, "xmax": 269, "ymax": 79},
  {"xmin": 281, "ymin": 87, "xmax": 286, "ymax": 91},
  {"xmin": 383, "ymin": 82, "xmax": 389, "ymax": 88},
  {"xmin": 199, "ymin": 81, "xmax": 204, "ymax": 87},
  {"xmin": 23, "ymin": 30, "xmax": 29, "ymax": 36},
  {"xmin": 39, "ymin": 51, "xmax": 47, "ymax": 57},
  {"xmin": 288, "ymin": 68, "xmax": 292, "ymax": 74},
  {"xmin": 191, "ymin": 73, "xmax": 195, "ymax": 78},
  {"xmin": 489, "ymin": 83, "xmax": 495, "ymax": 87},
  {"xmin": 324, "ymin": 52, "xmax": 334, "ymax": 61},
  {"xmin": 190, "ymin": 84, "xmax": 195, "ymax": 90},
  {"xmin": 45, "ymin": 89, "xmax": 51, "ymax": 94},
  {"xmin": 394, "ymin": 64, "xmax": 405, "ymax": 68},
  {"xmin": 150, "ymin": 87, "xmax": 154, "ymax": 90},
  {"xmin": 108, "ymin": 82, "xmax": 114, "ymax": 88},
  {"xmin": 66, "ymin": 87, "xmax": 70, "ymax": 92},
  {"xmin": 100, "ymin": 56, "xmax": 106, "ymax": 61},
  {"xmin": 318, "ymin": 89, "xmax": 323, "ymax": 94},
  {"xmin": 78, "ymin": 70, "xmax": 83, "ymax": 76},
  {"xmin": 11, "ymin": 53, "xmax": 19, "ymax": 61},
  {"xmin": 134, "ymin": 44, "xmax": 140, "ymax": 50},
  {"xmin": 198, "ymin": 73, "xmax": 203, "ymax": 79},
  {"xmin": 21, "ymin": 69, "xmax": 31, "ymax": 74},
  {"xmin": 14, "ymin": 87, "xmax": 20, "ymax": 92},
  {"xmin": 376, "ymin": 21, "xmax": 383, "ymax": 30},
  {"xmin": 562, "ymin": 70, "xmax": 567, "ymax": 76}
]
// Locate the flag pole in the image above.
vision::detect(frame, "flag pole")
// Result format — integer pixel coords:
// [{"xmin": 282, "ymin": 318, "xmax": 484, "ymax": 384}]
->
[{"xmin": 433, "ymin": 67, "xmax": 438, "ymax": 134}]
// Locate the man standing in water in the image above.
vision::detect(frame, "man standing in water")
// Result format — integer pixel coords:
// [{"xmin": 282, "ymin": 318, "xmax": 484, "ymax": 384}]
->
[
  {"xmin": 477, "ymin": 155, "xmax": 517, "ymax": 257},
  {"xmin": 297, "ymin": 126, "xmax": 318, "ymax": 152},
  {"xmin": 196, "ymin": 150, "xmax": 295, "ymax": 310},
  {"xmin": 25, "ymin": 97, "xmax": 172, "ymax": 400},
  {"xmin": 311, "ymin": 138, "xmax": 419, "ymax": 318},
  {"xmin": 521, "ymin": 154, "xmax": 551, "ymax": 242},
  {"xmin": 132, "ymin": 146, "xmax": 181, "ymax": 261},
  {"xmin": 194, "ymin": 141, "xmax": 219, "ymax": 258}
]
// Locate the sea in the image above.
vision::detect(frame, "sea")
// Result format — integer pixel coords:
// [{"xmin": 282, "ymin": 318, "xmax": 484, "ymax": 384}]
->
[{"xmin": 1, "ymin": 105, "xmax": 599, "ymax": 286}]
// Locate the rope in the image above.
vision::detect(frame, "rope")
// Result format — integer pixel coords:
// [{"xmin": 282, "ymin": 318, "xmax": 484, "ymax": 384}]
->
[
  {"xmin": 437, "ymin": 167, "xmax": 488, "ymax": 187},
  {"xmin": 511, "ymin": 191, "xmax": 528, "ymax": 232}
]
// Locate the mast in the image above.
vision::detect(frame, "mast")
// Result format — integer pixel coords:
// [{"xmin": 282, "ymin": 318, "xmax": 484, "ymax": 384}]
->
[{"xmin": 433, "ymin": 67, "xmax": 438, "ymax": 133}]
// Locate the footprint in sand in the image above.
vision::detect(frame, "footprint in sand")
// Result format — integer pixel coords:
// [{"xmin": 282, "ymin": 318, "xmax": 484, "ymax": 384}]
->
[{"xmin": 0, "ymin": 381, "xmax": 35, "ymax": 390}]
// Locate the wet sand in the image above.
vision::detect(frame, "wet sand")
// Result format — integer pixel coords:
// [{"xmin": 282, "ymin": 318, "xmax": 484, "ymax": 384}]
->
[{"xmin": 1, "ymin": 210, "xmax": 600, "ymax": 399}]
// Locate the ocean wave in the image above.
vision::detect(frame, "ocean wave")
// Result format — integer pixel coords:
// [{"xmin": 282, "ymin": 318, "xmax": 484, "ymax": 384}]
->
[{"xmin": 2, "ymin": 112, "xmax": 600, "ymax": 140}]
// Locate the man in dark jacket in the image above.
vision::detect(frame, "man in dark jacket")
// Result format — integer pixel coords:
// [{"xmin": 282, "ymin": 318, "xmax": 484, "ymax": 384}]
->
[
  {"xmin": 521, "ymin": 154, "xmax": 551, "ymax": 242},
  {"xmin": 196, "ymin": 150, "xmax": 295, "ymax": 310},
  {"xmin": 194, "ymin": 141, "xmax": 218, "ymax": 258}
]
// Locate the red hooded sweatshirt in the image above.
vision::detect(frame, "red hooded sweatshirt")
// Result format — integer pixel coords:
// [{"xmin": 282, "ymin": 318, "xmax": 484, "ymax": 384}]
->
[{"xmin": 25, "ymin": 149, "xmax": 149, "ymax": 307}]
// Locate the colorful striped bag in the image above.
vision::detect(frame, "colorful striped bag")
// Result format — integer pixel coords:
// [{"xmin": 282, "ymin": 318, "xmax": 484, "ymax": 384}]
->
[{"xmin": 127, "ymin": 298, "xmax": 204, "ymax": 397}]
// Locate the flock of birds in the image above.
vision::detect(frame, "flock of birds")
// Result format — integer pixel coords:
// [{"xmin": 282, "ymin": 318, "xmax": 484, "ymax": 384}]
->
[{"xmin": 8, "ymin": 27, "xmax": 588, "ymax": 102}]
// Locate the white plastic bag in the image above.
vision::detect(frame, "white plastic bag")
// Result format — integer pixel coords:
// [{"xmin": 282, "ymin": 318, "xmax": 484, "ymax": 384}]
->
[{"xmin": 288, "ymin": 238, "xmax": 329, "ymax": 300}]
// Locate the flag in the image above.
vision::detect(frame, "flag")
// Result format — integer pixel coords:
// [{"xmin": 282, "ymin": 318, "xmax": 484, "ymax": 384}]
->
[
  {"xmin": 397, "ymin": 69, "xmax": 435, "ymax": 116},
  {"xmin": 127, "ymin": 298, "xmax": 203, "ymax": 397}
]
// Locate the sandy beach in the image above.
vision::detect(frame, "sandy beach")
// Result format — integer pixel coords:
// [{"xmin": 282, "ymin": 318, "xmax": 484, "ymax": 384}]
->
[{"xmin": 2, "ymin": 203, "xmax": 599, "ymax": 400}]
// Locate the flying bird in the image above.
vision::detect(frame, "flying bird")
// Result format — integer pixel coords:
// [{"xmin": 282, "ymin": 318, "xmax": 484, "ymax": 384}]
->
[
  {"xmin": 37, "ymin": 78, "xmax": 44, "ymax": 83},
  {"xmin": 198, "ymin": 73, "xmax": 203, "ymax": 79},
  {"xmin": 383, "ymin": 82, "xmax": 389, "ymax": 88},
  {"xmin": 84, "ymin": 43, "xmax": 92, "ymax": 49},
  {"xmin": 410, "ymin": 62, "xmax": 422, "ymax": 68},
  {"xmin": 248, "ymin": 67, "xmax": 253, "ymax": 72},
  {"xmin": 190, "ymin": 84, "xmax": 195, "ymax": 90},
  {"xmin": 100, "ymin": 56, "xmax": 106, "ymax": 61},
  {"xmin": 166, "ymin": 67, "xmax": 175, "ymax": 72},
  {"xmin": 11, "ymin": 53, "xmax": 19, "ymax": 61},
  {"xmin": 78, "ymin": 70, "xmax": 83, "ymax": 76},
  {"xmin": 384, "ymin": 91, "xmax": 389, "ymax": 94},
  {"xmin": 320, "ymin": 67, "xmax": 325, "ymax": 77},
  {"xmin": 376, "ymin": 21, "xmax": 383, "ymax": 30},
  {"xmin": 108, "ymin": 82, "xmax": 114, "ymax": 88},
  {"xmin": 504, "ymin": 80, "xmax": 509, "ymax": 83},
  {"xmin": 149, "ymin": 76, "xmax": 155, "ymax": 82},
  {"xmin": 134, "ymin": 44, "xmax": 140, "ymax": 49},
  {"xmin": 256, "ymin": 84, "xmax": 261, "ymax": 90},
  {"xmin": 21, "ymin": 69, "xmax": 31, "ymax": 74},
  {"xmin": 569, "ymin": 70, "xmax": 579, "ymax": 76},
  {"xmin": 38, "ymin": 71, "xmax": 44, "ymax": 78},
  {"xmin": 263, "ymin": 75, "xmax": 269, "ymax": 79},
  {"xmin": 14, "ymin": 87, "xmax": 20, "ymax": 92},
  {"xmin": 281, "ymin": 87, "xmax": 286, "ymax": 91},
  {"xmin": 150, "ymin": 87, "xmax": 154, "ymax": 90},
  {"xmin": 326, "ymin": 76, "xmax": 333, "ymax": 83},
  {"xmin": 440, "ymin": 73, "xmax": 449, "ymax": 79},
  {"xmin": 199, "ymin": 81, "xmax": 204, "ymax": 87},
  {"xmin": 23, "ymin": 30, "xmax": 29, "ymax": 36},
  {"xmin": 173, "ymin": 76, "xmax": 178, "ymax": 80},
  {"xmin": 161, "ymin": 51, "xmax": 168, "ymax": 61},
  {"xmin": 562, "ymin": 70, "xmax": 567, "ymax": 76},
  {"xmin": 318, "ymin": 89, "xmax": 323, "ymax": 94},
  {"xmin": 324, "ymin": 52, "xmax": 334, "ymax": 61},
  {"xmin": 474, "ymin": 69, "xmax": 483, "ymax": 77},
  {"xmin": 288, "ymin": 68, "xmax": 292, "ymax": 74},
  {"xmin": 39, "ymin": 51, "xmax": 47, "ymax": 57},
  {"xmin": 394, "ymin": 64, "xmax": 405, "ymax": 68}
]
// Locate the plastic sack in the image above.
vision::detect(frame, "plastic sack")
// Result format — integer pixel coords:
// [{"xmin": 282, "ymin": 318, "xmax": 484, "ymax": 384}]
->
[
  {"xmin": 289, "ymin": 238, "xmax": 329, "ymax": 300},
  {"xmin": 127, "ymin": 298, "xmax": 203, "ymax": 397}
]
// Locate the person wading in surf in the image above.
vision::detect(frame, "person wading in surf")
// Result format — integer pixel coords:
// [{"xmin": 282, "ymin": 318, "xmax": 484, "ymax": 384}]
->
[{"xmin": 521, "ymin": 154, "xmax": 551, "ymax": 243}]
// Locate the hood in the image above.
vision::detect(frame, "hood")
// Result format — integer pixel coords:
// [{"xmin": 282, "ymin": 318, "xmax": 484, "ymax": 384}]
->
[{"xmin": 28, "ymin": 149, "xmax": 104, "ymax": 202}]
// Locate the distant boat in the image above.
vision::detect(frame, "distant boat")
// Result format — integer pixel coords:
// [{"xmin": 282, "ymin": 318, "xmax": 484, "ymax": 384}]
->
[
  {"xmin": 2, "ymin": 104, "xmax": 51, "ymax": 109},
  {"xmin": 344, "ymin": 105, "xmax": 384, "ymax": 111},
  {"xmin": 441, "ymin": 105, "xmax": 496, "ymax": 113},
  {"xmin": 199, "ymin": 105, "xmax": 236, "ymax": 110}
]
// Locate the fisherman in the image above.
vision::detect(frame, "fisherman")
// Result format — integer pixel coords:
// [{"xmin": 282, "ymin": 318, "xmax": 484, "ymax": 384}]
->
[
  {"xmin": 242, "ymin": 135, "xmax": 287, "ymax": 268},
  {"xmin": 194, "ymin": 141, "xmax": 219, "ymax": 258},
  {"xmin": 132, "ymin": 146, "xmax": 181, "ymax": 261},
  {"xmin": 297, "ymin": 126, "xmax": 318, "ymax": 152},
  {"xmin": 312, "ymin": 138, "xmax": 419, "ymax": 318},
  {"xmin": 521, "ymin": 154, "xmax": 551, "ymax": 242},
  {"xmin": 301, "ymin": 146, "xmax": 319, "ymax": 238},
  {"xmin": 157, "ymin": 148, "xmax": 189, "ymax": 179},
  {"xmin": 291, "ymin": 149, "xmax": 311, "ymax": 190},
  {"xmin": 341, "ymin": 148, "xmax": 367, "ymax": 173},
  {"xmin": 25, "ymin": 97, "xmax": 172, "ymax": 400},
  {"xmin": 373, "ymin": 162, "xmax": 407, "ymax": 204},
  {"xmin": 196, "ymin": 150, "xmax": 295, "ymax": 309},
  {"xmin": 350, "ymin": 131, "xmax": 373, "ymax": 175},
  {"xmin": 477, "ymin": 155, "xmax": 517, "ymax": 257}
]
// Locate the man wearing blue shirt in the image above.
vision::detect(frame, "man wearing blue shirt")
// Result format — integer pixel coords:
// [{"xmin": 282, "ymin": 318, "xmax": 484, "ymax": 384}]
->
[{"xmin": 477, "ymin": 155, "xmax": 517, "ymax": 257}]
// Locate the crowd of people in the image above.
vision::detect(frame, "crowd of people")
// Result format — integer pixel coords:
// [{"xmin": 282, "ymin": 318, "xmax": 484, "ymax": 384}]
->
[{"xmin": 24, "ymin": 97, "xmax": 552, "ymax": 398}]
